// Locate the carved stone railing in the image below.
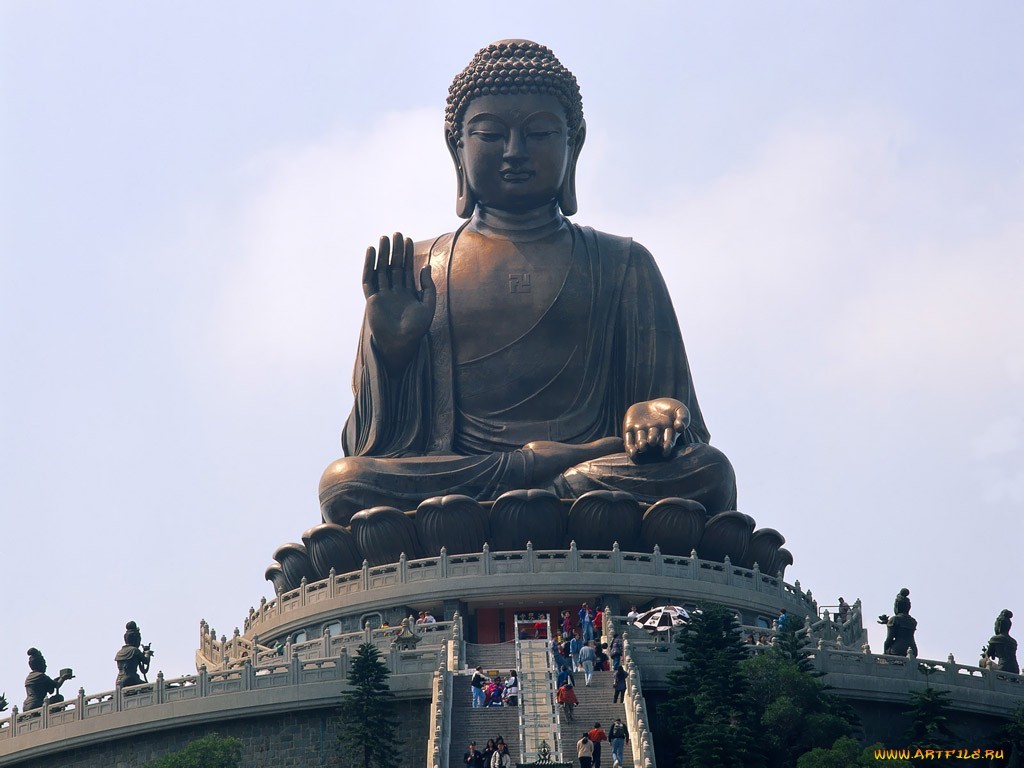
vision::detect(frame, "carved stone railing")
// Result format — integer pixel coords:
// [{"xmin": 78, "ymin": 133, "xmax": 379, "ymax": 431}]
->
[
  {"xmin": 811, "ymin": 648, "xmax": 1024, "ymax": 697},
  {"xmin": 426, "ymin": 640, "xmax": 452, "ymax": 768},
  {"xmin": 199, "ymin": 615, "xmax": 453, "ymax": 671},
  {"xmin": 0, "ymin": 639, "xmax": 446, "ymax": 746},
  {"xmin": 243, "ymin": 544, "xmax": 815, "ymax": 638},
  {"xmin": 621, "ymin": 636, "xmax": 656, "ymax": 768},
  {"xmin": 449, "ymin": 612, "xmax": 465, "ymax": 671},
  {"xmin": 621, "ymin": 630, "xmax": 1024, "ymax": 717}
]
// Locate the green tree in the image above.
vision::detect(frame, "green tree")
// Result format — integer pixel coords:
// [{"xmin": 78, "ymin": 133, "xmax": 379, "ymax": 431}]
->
[
  {"xmin": 742, "ymin": 627, "xmax": 859, "ymax": 767},
  {"xmin": 993, "ymin": 704, "xmax": 1024, "ymax": 768},
  {"xmin": 662, "ymin": 603, "xmax": 762, "ymax": 768},
  {"xmin": 337, "ymin": 642, "xmax": 399, "ymax": 768},
  {"xmin": 904, "ymin": 687, "xmax": 956, "ymax": 751},
  {"xmin": 796, "ymin": 736, "xmax": 912, "ymax": 768},
  {"xmin": 144, "ymin": 733, "xmax": 242, "ymax": 768}
]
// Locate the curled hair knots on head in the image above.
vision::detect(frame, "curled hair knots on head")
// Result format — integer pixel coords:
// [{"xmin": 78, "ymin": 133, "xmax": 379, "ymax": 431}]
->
[{"xmin": 446, "ymin": 40, "xmax": 583, "ymax": 143}]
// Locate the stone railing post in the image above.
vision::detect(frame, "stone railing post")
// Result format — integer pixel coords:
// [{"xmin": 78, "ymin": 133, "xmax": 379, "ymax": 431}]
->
[
  {"xmin": 361, "ymin": 559, "xmax": 370, "ymax": 591},
  {"xmin": 439, "ymin": 546, "xmax": 448, "ymax": 579},
  {"xmin": 569, "ymin": 540, "xmax": 580, "ymax": 571},
  {"xmin": 400, "ymin": 552, "xmax": 408, "ymax": 583},
  {"xmin": 156, "ymin": 672, "xmax": 165, "ymax": 704},
  {"xmin": 723, "ymin": 555, "xmax": 732, "ymax": 585},
  {"xmin": 526, "ymin": 540, "xmax": 535, "ymax": 571},
  {"xmin": 299, "ymin": 577, "xmax": 308, "ymax": 607},
  {"xmin": 654, "ymin": 545, "xmax": 664, "ymax": 577},
  {"xmin": 612, "ymin": 541, "xmax": 622, "ymax": 573},
  {"xmin": 621, "ymin": 637, "xmax": 656, "ymax": 768},
  {"xmin": 328, "ymin": 567, "xmax": 337, "ymax": 599},
  {"xmin": 751, "ymin": 562, "xmax": 761, "ymax": 591},
  {"xmin": 290, "ymin": 652, "xmax": 301, "ymax": 686},
  {"xmin": 323, "ymin": 626, "xmax": 331, "ymax": 658},
  {"xmin": 482, "ymin": 543, "xmax": 491, "ymax": 576},
  {"xmin": 9, "ymin": 706, "xmax": 18, "ymax": 736},
  {"xmin": 76, "ymin": 687, "xmax": 86, "ymax": 721}
]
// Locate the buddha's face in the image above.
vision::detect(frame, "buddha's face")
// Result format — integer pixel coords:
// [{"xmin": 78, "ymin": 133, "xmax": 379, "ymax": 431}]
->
[{"xmin": 457, "ymin": 93, "xmax": 572, "ymax": 213}]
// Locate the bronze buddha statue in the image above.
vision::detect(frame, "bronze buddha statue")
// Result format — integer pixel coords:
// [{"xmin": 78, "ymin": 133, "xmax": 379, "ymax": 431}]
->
[{"xmin": 266, "ymin": 41, "xmax": 788, "ymax": 588}]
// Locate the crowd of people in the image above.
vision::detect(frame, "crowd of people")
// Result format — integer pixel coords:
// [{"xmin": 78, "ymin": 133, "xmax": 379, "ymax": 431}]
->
[
  {"xmin": 463, "ymin": 736, "xmax": 512, "ymax": 768},
  {"xmin": 576, "ymin": 720, "xmax": 630, "ymax": 768},
  {"xmin": 470, "ymin": 667, "xmax": 520, "ymax": 708}
]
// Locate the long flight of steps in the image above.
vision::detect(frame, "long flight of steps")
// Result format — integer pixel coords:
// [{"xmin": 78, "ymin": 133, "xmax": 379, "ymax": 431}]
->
[
  {"xmin": 449, "ymin": 643, "xmax": 520, "ymax": 768},
  {"xmin": 564, "ymin": 669, "xmax": 634, "ymax": 768}
]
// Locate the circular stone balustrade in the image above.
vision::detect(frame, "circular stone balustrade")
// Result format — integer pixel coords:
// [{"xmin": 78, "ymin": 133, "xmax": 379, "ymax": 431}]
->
[{"xmin": 267, "ymin": 490, "xmax": 791, "ymax": 593}]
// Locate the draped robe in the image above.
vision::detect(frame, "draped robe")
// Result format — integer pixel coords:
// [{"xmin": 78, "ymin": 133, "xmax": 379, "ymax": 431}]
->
[{"xmin": 327, "ymin": 222, "xmax": 735, "ymax": 520}]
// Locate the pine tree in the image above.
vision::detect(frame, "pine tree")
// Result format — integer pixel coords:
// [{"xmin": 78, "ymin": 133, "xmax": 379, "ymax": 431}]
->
[
  {"xmin": 993, "ymin": 704, "xmax": 1024, "ymax": 768},
  {"xmin": 904, "ymin": 687, "xmax": 956, "ymax": 751},
  {"xmin": 795, "ymin": 737, "xmax": 912, "ymax": 768},
  {"xmin": 742, "ymin": 639, "xmax": 859, "ymax": 767},
  {"xmin": 662, "ymin": 603, "xmax": 762, "ymax": 768},
  {"xmin": 144, "ymin": 733, "xmax": 242, "ymax": 768},
  {"xmin": 337, "ymin": 642, "xmax": 399, "ymax": 768}
]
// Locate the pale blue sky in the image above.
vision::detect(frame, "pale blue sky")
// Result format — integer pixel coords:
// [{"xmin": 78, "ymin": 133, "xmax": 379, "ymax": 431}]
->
[{"xmin": 2, "ymin": 2, "xmax": 1022, "ymax": 701}]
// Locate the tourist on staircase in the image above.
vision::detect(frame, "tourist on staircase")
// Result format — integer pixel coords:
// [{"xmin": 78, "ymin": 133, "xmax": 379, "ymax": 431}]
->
[
  {"xmin": 588, "ymin": 723, "xmax": 607, "ymax": 768},
  {"xmin": 503, "ymin": 670, "xmax": 519, "ymax": 707},
  {"xmin": 608, "ymin": 719, "xmax": 629, "ymax": 766},
  {"xmin": 557, "ymin": 680, "xmax": 578, "ymax": 722},
  {"xmin": 579, "ymin": 641, "xmax": 596, "ymax": 686},
  {"xmin": 576, "ymin": 733, "xmax": 593, "ymax": 768},
  {"xmin": 464, "ymin": 742, "xmax": 484, "ymax": 768},
  {"xmin": 481, "ymin": 739, "xmax": 497, "ymax": 768},
  {"xmin": 491, "ymin": 742, "xmax": 511, "ymax": 768},
  {"xmin": 612, "ymin": 666, "xmax": 627, "ymax": 703},
  {"xmin": 570, "ymin": 632, "xmax": 583, "ymax": 672},
  {"xmin": 471, "ymin": 667, "xmax": 487, "ymax": 708}
]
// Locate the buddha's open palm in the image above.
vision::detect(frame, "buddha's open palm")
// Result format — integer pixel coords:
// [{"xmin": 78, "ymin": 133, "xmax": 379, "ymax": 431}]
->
[
  {"xmin": 623, "ymin": 397, "xmax": 690, "ymax": 461},
  {"xmin": 362, "ymin": 232, "xmax": 436, "ymax": 372}
]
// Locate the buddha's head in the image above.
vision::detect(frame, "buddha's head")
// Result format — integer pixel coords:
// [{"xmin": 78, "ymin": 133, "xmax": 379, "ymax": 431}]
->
[{"xmin": 445, "ymin": 40, "xmax": 586, "ymax": 218}]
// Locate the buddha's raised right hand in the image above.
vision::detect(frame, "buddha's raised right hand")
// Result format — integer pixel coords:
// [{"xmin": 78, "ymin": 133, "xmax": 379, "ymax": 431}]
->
[{"xmin": 362, "ymin": 232, "xmax": 436, "ymax": 373}]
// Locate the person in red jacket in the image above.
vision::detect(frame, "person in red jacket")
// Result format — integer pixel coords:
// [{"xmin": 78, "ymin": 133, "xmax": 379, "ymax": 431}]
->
[
  {"xmin": 557, "ymin": 681, "xmax": 579, "ymax": 722},
  {"xmin": 587, "ymin": 723, "xmax": 608, "ymax": 768}
]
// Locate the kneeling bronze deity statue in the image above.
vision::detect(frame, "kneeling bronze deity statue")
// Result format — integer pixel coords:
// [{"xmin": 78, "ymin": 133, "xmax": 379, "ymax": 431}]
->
[{"xmin": 267, "ymin": 40, "xmax": 791, "ymax": 590}]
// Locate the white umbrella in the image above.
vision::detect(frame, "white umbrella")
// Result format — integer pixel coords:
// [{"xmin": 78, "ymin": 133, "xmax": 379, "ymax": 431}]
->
[{"xmin": 632, "ymin": 605, "xmax": 690, "ymax": 632}]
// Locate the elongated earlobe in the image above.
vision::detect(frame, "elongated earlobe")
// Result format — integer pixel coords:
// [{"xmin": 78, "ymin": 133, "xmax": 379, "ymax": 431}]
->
[
  {"xmin": 558, "ymin": 119, "xmax": 586, "ymax": 216},
  {"xmin": 446, "ymin": 126, "xmax": 476, "ymax": 219}
]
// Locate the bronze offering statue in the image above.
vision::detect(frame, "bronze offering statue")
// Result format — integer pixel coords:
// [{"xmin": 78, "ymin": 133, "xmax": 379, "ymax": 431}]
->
[
  {"xmin": 23, "ymin": 648, "xmax": 74, "ymax": 712},
  {"xmin": 987, "ymin": 609, "xmax": 1018, "ymax": 674},
  {"xmin": 877, "ymin": 587, "xmax": 918, "ymax": 657},
  {"xmin": 115, "ymin": 620, "xmax": 154, "ymax": 688},
  {"xmin": 267, "ymin": 41, "xmax": 792, "ymax": 586}
]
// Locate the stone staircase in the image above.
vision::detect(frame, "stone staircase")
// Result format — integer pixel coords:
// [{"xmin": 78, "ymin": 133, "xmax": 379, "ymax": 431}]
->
[
  {"xmin": 449, "ymin": 643, "xmax": 520, "ymax": 768},
  {"xmin": 563, "ymin": 669, "xmax": 634, "ymax": 768}
]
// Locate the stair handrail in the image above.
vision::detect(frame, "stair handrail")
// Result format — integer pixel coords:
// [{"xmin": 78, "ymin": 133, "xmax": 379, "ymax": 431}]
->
[
  {"xmin": 426, "ymin": 639, "xmax": 453, "ymax": 768},
  {"xmin": 621, "ymin": 634, "xmax": 656, "ymax": 768}
]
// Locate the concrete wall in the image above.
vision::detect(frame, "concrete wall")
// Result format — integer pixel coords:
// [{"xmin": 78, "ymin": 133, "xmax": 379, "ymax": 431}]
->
[{"xmin": 4, "ymin": 699, "xmax": 428, "ymax": 768}]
